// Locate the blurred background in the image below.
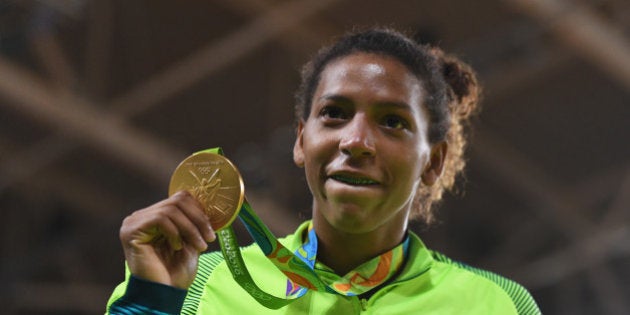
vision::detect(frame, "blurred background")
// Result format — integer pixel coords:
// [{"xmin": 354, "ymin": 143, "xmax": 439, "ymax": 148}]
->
[{"xmin": 0, "ymin": 0, "xmax": 629, "ymax": 314}]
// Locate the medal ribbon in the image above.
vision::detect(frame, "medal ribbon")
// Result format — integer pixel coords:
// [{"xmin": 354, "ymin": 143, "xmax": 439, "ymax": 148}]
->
[{"xmin": 286, "ymin": 223, "xmax": 410, "ymax": 298}]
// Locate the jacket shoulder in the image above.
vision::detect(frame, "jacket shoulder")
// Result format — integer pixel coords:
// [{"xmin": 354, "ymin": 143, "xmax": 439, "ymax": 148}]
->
[{"xmin": 431, "ymin": 251, "xmax": 541, "ymax": 315}]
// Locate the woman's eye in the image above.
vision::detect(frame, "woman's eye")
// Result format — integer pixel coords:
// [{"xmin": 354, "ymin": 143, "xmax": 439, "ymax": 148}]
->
[
  {"xmin": 320, "ymin": 106, "xmax": 346, "ymax": 119},
  {"xmin": 382, "ymin": 115, "xmax": 407, "ymax": 129}
]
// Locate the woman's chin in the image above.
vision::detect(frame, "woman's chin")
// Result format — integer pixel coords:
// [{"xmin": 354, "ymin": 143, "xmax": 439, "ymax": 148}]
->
[{"xmin": 320, "ymin": 204, "xmax": 378, "ymax": 234}]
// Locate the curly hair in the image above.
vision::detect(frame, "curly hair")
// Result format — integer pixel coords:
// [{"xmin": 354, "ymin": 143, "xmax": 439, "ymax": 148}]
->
[{"xmin": 295, "ymin": 27, "xmax": 481, "ymax": 224}]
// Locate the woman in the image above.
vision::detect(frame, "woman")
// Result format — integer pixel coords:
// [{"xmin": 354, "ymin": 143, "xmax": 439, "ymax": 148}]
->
[{"xmin": 106, "ymin": 28, "xmax": 541, "ymax": 314}]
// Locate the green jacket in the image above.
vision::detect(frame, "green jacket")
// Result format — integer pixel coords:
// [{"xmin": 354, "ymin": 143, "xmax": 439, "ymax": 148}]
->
[{"xmin": 107, "ymin": 221, "xmax": 540, "ymax": 314}]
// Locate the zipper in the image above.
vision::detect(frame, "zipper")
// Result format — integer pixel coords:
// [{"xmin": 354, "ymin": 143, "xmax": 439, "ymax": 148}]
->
[{"xmin": 360, "ymin": 298, "xmax": 368, "ymax": 311}]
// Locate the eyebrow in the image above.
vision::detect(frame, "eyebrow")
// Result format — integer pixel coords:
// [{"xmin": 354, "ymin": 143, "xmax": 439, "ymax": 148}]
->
[
  {"xmin": 318, "ymin": 94, "xmax": 413, "ymax": 110},
  {"xmin": 318, "ymin": 94, "xmax": 351, "ymax": 104}
]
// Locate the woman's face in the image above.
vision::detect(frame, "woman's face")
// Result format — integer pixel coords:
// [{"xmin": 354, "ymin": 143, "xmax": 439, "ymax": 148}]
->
[{"xmin": 294, "ymin": 52, "xmax": 439, "ymax": 235}]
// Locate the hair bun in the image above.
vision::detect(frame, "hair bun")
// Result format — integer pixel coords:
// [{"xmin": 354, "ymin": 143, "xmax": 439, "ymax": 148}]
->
[{"xmin": 433, "ymin": 49, "xmax": 481, "ymax": 120}]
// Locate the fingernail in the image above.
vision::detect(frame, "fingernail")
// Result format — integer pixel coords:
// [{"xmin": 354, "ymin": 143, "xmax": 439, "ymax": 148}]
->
[
  {"xmin": 175, "ymin": 190, "xmax": 189, "ymax": 198},
  {"xmin": 206, "ymin": 226, "xmax": 216, "ymax": 242}
]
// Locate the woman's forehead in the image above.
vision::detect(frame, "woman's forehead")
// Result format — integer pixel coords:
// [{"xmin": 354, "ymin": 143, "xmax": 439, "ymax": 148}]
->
[{"xmin": 315, "ymin": 53, "xmax": 424, "ymax": 103}]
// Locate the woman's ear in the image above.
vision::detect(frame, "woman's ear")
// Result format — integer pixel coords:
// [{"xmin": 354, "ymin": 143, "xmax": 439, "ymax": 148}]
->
[
  {"xmin": 421, "ymin": 141, "xmax": 447, "ymax": 186},
  {"xmin": 293, "ymin": 120, "xmax": 305, "ymax": 168}
]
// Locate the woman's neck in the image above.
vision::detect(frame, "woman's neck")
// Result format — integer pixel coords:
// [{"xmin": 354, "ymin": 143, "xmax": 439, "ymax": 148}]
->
[{"xmin": 312, "ymin": 210, "xmax": 408, "ymax": 276}]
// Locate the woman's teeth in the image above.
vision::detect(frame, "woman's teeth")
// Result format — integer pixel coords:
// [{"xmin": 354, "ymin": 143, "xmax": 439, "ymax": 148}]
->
[{"xmin": 331, "ymin": 175, "xmax": 378, "ymax": 185}]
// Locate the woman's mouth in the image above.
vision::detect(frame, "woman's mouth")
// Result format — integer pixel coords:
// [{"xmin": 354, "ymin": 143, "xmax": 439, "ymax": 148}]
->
[{"xmin": 330, "ymin": 174, "xmax": 379, "ymax": 186}]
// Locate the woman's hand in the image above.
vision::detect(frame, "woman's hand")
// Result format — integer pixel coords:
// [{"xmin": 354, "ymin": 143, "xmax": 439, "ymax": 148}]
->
[{"xmin": 119, "ymin": 191, "xmax": 216, "ymax": 289}]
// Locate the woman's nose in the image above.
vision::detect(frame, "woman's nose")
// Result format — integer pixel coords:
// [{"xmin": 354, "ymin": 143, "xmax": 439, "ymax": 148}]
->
[{"xmin": 339, "ymin": 116, "xmax": 376, "ymax": 157}]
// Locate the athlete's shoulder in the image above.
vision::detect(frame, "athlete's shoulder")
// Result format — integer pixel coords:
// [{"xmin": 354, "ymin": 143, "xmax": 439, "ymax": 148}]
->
[{"xmin": 430, "ymin": 250, "xmax": 541, "ymax": 315}]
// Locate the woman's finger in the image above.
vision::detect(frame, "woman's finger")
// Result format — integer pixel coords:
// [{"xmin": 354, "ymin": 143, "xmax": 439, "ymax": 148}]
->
[{"xmin": 170, "ymin": 191, "xmax": 216, "ymax": 243}]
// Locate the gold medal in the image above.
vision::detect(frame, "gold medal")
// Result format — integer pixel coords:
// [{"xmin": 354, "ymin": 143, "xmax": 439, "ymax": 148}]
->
[{"xmin": 168, "ymin": 152, "xmax": 244, "ymax": 231}]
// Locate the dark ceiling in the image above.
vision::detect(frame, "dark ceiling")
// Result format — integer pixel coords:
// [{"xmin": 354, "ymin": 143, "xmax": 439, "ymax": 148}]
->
[{"xmin": 0, "ymin": 0, "xmax": 629, "ymax": 314}]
